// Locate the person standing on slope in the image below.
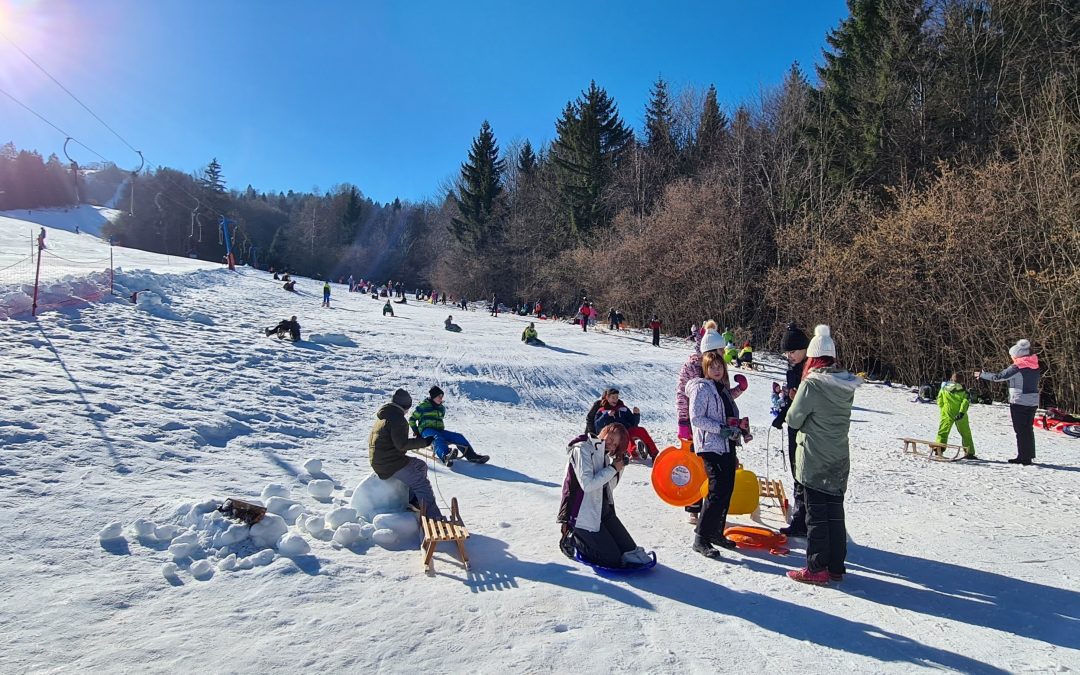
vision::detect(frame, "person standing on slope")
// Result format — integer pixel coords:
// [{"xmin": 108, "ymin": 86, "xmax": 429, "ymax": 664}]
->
[
  {"xmin": 936, "ymin": 371, "xmax": 976, "ymax": 459},
  {"xmin": 976, "ymin": 338, "xmax": 1041, "ymax": 465},
  {"xmin": 322, "ymin": 281, "xmax": 331, "ymax": 308},
  {"xmin": 784, "ymin": 325, "xmax": 861, "ymax": 585},
  {"xmin": 772, "ymin": 323, "xmax": 811, "ymax": 537},
  {"xmin": 409, "ymin": 386, "xmax": 489, "ymax": 465},
  {"xmin": 650, "ymin": 316, "xmax": 662, "ymax": 347},
  {"xmin": 368, "ymin": 389, "xmax": 442, "ymax": 520}
]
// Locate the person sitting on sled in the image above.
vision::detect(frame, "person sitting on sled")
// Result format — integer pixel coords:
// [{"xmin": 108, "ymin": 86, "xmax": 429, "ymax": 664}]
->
[
  {"xmin": 283, "ymin": 280, "xmax": 297, "ymax": 292},
  {"xmin": 444, "ymin": 315, "xmax": 462, "ymax": 332},
  {"xmin": 557, "ymin": 423, "xmax": 652, "ymax": 568},
  {"xmin": 736, "ymin": 341, "xmax": 754, "ymax": 368},
  {"xmin": 588, "ymin": 388, "xmax": 660, "ymax": 461},
  {"xmin": 265, "ymin": 315, "xmax": 301, "ymax": 341},
  {"xmin": 937, "ymin": 371, "xmax": 976, "ymax": 459},
  {"xmin": 382, "ymin": 300, "xmax": 394, "ymax": 317},
  {"xmin": 369, "ymin": 389, "xmax": 442, "ymax": 520},
  {"xmin": 521, "ymin": 322, "xmax": 544, "ymax": 346},
  {"xmin": 409, "ymin": 386, "xmax": 489, "ymax": 465}
]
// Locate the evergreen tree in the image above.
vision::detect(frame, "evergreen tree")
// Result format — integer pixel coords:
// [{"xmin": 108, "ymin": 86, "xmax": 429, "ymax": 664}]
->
[
  {"xmin": 644, "ymin": 76, "xmax": 677, "ymax": 162},
  {"xmin": 552, "ymin": 81, "xmax": 633, "ymax": 238},
  {"xmin": 450, "ymin": 120, "xmax": 505, "ymax": 252},
  {"xmin": 695, "ymin": 84, "xmax": 729, "ymax": 169},
  {"xmin": 517, "ymin": 140, "xmax": 537, "ymax": 176},
  {"xmin": 200, "ymin": 157, "xmax": 227, "ymax": 194}
]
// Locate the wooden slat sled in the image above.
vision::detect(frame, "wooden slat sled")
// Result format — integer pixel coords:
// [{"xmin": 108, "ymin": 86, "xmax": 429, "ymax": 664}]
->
[
  {"xmin": 901, "ymin": 437, "xmax": 968, "ymax": 462},
  {"xmin": 419, "ymin": 497, "xmax": 470, "ymax": 573}
]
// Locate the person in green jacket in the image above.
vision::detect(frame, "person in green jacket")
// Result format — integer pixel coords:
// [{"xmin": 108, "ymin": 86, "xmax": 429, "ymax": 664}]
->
[
  {"xmin": 368, "ymin": 389, "xmax": 441, "ymax": 519},
  {"xmin": 409, "ymin": 386, "xmax": 489, "ymax": 465},
  {"xmin": 721, "ymin": 328, "xmax": 735, "ymax": 346},
  {"xmin": 382, "ymin": 300, "xmax": 394, "ymax": 317},
  {"xmin": 936, "ymin": 372, "xmax": 975, "ymax": 459},
  {"xmin": 784, "ymin": 325, "xmax": 861, "ymax": 586},
  {"xmin": 521, "ymin": 322, "xmax": 545, "ymax": 346}
]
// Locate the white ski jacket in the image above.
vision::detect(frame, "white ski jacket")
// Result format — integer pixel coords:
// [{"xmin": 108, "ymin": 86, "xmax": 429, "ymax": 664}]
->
[{"xmin": 566, "ymin": 436, "xmax": 620, "ymax": 532}]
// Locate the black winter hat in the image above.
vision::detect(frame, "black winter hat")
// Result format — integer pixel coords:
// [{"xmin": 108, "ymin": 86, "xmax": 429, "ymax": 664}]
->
[
  {"xmin": 391, "ymin": 388, "xmax": 412, "ymax": 409},
  {"xmin": 429, "ymin": 385, "xmax": 444, "ymax": 400},
  {"xmin": 781, "ymin": 323, "xmax": 810, "ymax": 351}
]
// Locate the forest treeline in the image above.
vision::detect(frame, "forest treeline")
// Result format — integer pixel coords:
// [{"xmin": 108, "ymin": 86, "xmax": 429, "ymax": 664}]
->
[{"xmin": 3, "ymin": 0, "xmax": 1076, "ymax": 407}]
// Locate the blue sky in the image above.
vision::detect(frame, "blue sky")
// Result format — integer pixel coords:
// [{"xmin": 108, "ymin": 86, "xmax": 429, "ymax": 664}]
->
[{"xmin": 1, "ymin": 0, "xmax": 849, "ymax": 204}]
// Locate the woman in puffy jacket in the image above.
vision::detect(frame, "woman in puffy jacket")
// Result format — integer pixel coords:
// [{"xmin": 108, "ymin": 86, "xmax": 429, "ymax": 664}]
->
[
  {"xmin": 977, "ymin": 338, "xmax": 1041, "ymax": 465},
  {"xmin": 556, "ymin": 423, "xmax": 651, "ymax": 568},
  {"xmin": 685, "ymin": 330, "xmax": 748, "ymax": 559}
]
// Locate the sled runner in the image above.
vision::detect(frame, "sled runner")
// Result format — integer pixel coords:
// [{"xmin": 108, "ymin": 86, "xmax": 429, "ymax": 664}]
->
[
  {"xmin": 419, "ymin": 497, "xmax": 470, "ymax": 573},
  {"xmin": 901, "ymin": 437, "xmax": 968, "ymax": 461},
  {"xmin": 574, "ymin": 550, "xmax": 657, "ymax": 574}
]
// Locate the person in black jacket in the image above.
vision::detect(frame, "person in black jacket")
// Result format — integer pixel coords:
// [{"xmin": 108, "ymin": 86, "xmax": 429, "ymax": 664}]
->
[
  {"xmin": 265, "ymin": 316, "xmax": 301, "ymax": 341},
  {"xmin": 773, "ymin": 323, "xmax": 810, "ymax": 537}
]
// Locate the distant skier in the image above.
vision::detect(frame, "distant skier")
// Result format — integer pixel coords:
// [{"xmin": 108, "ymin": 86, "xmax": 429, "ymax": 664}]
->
[
  {"xmin": 521, "ymin": 322, "xmax": 545, "ymax": 346},
  {"xmin": 383, "ymin": 300, "xmax": 394, "ymax": 317},
  {"xmin": 650, "ymin": 316, "xmax": 662, "ymax": 347},
  {"xmin": 444, "ymin": 315, "xmax": 462, "ymax": 332},
  {"xmin": 410, "ymin": 386, "xmax": 489, "ymax": 465},
  {"xmin": 369, "ymin": 389, "xmax": 442, "ymax": 520},
  {"xmin": 322, "ymin": 281, "xmax": 331, "ymax": 308},
  {"xmin": 265, "ymin": 316, "xmax": 301, "ymax": 341},
  {"xmin": 936, "ymin": 371, "xmax": 976, "ymax": 459}
]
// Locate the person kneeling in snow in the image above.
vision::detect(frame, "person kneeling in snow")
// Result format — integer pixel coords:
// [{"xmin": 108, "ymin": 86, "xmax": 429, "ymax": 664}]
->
[
  {"xmin": 369, "ymin": 389, "xmax": 443, "ymax": 520},
  {"xmin": 265, "ymin": 315, "xmax": 301, "ymax": 341},
  {"xmin": 521, "ymin": 322, "xmax": 544, "ymax": 346},
  {"xmin": 557, "ymin": 423, "xmax": 651, "ymax": 568},
  {"xmin": 409, "ymin": 386, "xmax": 489, "ymax": 465}
]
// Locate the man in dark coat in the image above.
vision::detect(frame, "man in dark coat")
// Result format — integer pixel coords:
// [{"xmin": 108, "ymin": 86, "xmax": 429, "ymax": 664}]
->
[{"xmin": 368, "ymin": 389, "xmax": 442, "ymax": 519}]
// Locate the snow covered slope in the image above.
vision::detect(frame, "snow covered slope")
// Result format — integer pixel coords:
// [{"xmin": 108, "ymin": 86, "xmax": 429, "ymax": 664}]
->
[
  {"xmin": 0, "ymin": 244, "xmax": 1077, "ymax": 672},
  {"xmin": 1, "ymin": 204, "xmax": 123, "ymax": 237}
]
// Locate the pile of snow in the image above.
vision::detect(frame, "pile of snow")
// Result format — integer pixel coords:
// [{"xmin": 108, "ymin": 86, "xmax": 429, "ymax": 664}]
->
[{"xmin": 349, "ymin": 473, "xmax": 409, "ymax": 521}]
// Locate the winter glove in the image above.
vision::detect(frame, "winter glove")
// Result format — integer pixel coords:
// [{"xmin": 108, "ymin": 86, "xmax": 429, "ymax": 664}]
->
[
  {"xmin": 677, "ymin": 421, "xmax": 692, "ymax": 441},
  {"xmin": 954, "ymin": 413, "xmax": 965, "ymax": 421},
  {"xmin": 733, "ymin": 374, "xmax": 748, "ymax": 392}
]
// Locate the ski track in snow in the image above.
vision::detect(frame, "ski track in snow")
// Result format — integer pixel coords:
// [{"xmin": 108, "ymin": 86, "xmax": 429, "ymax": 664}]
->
[{"xmin": 1, "ymin": 218, "xmax": 1078, "ymax": 673}]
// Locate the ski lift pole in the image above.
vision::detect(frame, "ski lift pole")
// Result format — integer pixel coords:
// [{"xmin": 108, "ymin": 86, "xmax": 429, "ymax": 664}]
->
[
  {"xmin": 219, "ymin": 215, "xmax": 236, "ymax": 270},
  {"xmin": 109, "ymin": 238, "xmax": 114, "ymax": 295},
  {"xmin": 63, "ymin": 137, "xmax": 80, "ymax": 204},
  {"xmin": 31, "ymin": 236, "xmax": 44, "ymax": 317},
  {"xmin": 128, "ymin": 151, "xmax": 145, "ymax": 216}
]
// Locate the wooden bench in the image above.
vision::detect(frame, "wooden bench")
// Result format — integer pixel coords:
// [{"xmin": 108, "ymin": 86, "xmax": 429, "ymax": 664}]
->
[
  {"xmin": 419, "ymin": 497, "xmax": 470, "ymax": 573},
  {"xmin": 757, "ymin": 477, "xmax": 790, "ymax": 521},
  {"xmin": 901, "ymin": 437, "xmax": 968, "ymax": 461}
]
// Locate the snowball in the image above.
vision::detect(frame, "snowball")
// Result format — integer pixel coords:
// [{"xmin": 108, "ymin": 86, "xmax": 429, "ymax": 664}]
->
[
  {"xmin": 193, "ymin": 499, "xmax": 219, "ymax": 514},
  {"xmin": 371, "ymin": 528, "xmax": 398, "ymax": 547},
  {"xmin": 349, "ymin": 473, "xmax": 409, "ymax": 521},
  {"xmin": 190, "ymin": 560, "xmax": 214, "ymax": 580},
  {"xmin": 265, "ymin": 496, "xmax": 301, "ymax": 517},
  {"xmin": 217, "ymin": 554, "xmax": 237, "ymax": 572},
  {"xmin": 248, "ymin": 549, "xmax": 276, "ymax": 567},
  {"xmin": 284, "ymin": 503, "xmax": 306, "ymax": 526},
  {"xmin": 303, "ymin": 458, "xmax": 323, "ymax": 475},
  {"xmin": 161, "ymin": 563, "xmax": 180, "ymax": 580},
  {"xmin": 168, "ymin": 532, "xmax": 201, "ymax": 560},
  {"xmin": 359, "ymin": 523, "xmax": 377, "ymax": 540},
  {"xmin": 325, "ymin": 507, "xmax": 359, "ymax": 530},
  {"xmin": 332, "ymin": 522, "xmax": 365, "ymax": 546},
  {"xmin": 154, "ymin": 524, "xmax": 183, "ymax": 541},
  {"xmin": 373, "ymin": 512, "xmax": 420, "ymax": 540},
  {"xmin": 303, "ymin": 515, "xmax": 326, "ymax": 536},
  {"xmin": 211, "ymin": 523, "xmax": 249, "ymax": 548},
  {"xmin": 277, "ymin": 533, "xmax": 311, "ymax": 557},
  {"xmin": 131, "ymin": 519, "xmax": 157, "ymax": 538},
  {"xmin": 261, "ymin": 483, "xmax": 291, "ymax": 501},
  {"xmin": 307, "ymin": 479, "xmax": 334, "ymax": 499},
  {"xmin": 98, "ymin": 522, "xmax": 124, "ymax": 541},
  {"xmin": 249, "ymin": 513, "xmax": 288, "ymax": 548}
]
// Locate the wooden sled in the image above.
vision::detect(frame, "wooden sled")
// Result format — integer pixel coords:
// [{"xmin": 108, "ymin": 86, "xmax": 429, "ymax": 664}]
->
[
  {"xmin": 757, "ymin": 477, "xmax": 791, "ymax": 522},
  {"xmin": 419, "ymin": 497, "xmax": 470, "ymax": 574},
  {"xmin": 901, "ymin": 437, "xmax": 968, "ymax": 462}
]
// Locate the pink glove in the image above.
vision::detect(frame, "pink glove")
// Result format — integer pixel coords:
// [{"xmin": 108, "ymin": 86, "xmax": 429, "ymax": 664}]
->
[
  {"xmin": 733, "ymin": 374, "xmax": 748, "ymax": 391},
  {"xmin": 678, "ymin": 421, "xmax": 692, "ymax": 440}
]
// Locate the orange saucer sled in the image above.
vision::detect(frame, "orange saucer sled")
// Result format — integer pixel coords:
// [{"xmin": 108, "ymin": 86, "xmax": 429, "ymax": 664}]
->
[
  {"xmin": 723, "ymin": 525, "xmax": 789, "ymax": 555},
  {"xmin": 651, "ymin": 441, "xmax": 707, "ymax": 507}
]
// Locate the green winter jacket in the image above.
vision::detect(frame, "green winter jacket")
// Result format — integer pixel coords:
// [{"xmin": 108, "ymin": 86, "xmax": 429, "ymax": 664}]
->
[
  {"xmin": 522, "ymin": 326, "xmax": 538, "ymax": 341},
  {"xmin": 786, "ymin": 366, "xmax": 861, "ymax": 496},
  {"xmin": 369, "ymin": 403, "xmax": 429, "ymax": 479},
  {"xmin": 936, "ymin": 382, "xmax": 970, "ymax": 418},
  {"xmin": 409, "ymin": 398, "xmax": 445, "ymax": 434}
]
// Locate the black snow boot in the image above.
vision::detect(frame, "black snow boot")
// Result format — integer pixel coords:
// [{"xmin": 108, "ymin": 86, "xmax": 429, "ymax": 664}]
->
[
  {"xmin": 693, "ymin": 537, "xmax": 721, "ymax": 559},
  {"xmin": 462, "ymin": 447, "xmax": 490, "ymax": 464}
]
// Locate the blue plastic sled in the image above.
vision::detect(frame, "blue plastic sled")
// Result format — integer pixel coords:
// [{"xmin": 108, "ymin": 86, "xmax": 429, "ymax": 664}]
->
[{"xmin": 575, "ymin": 550, "xmax": 657, "ymax": 574}]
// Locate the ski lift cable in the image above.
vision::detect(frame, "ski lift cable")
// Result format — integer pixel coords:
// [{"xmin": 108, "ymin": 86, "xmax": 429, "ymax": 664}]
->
[{"xmin": 0, "ymin": 87, "xmax": 109, "ymax": 162}]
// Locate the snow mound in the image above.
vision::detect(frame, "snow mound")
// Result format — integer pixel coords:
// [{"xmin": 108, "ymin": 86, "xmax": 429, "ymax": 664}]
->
[
  {"xmin": 325, "ymin": 507, "xmax": 359, "ymax": 530},
  {"xmin": 372, "ymin": 512, "xmax": 419, "ymax": 542},
  {"xmin": 260, "ymin": 484, "xmax": 290, "ymax": 501},
  {"xmin": 98, "ymin": 522, "xmax": 124, "ymax": 541},
  {"xmin": 332, "ymin": 522, "xmax": 366, "ymax": 547},
  {"xmin": 308, "ymin": 333, "xmax": 357, "ymax": 347},
  {"xmin": 350, "ymin": 473, "xmax": 409, "ymax": 521},
  {"xmin": 307, "ymin": 479, "xmax": 334, "ymax": 499},
  {"xmin": 371, "ymin": 529, "xmax": 398, "ymax": 547},
  {"xmin": 250, "ymin": 513, "xmax": 288, "ymax": 548},
  {"xmin": 302, "ymin": 458, "xmax": 323, "ymax": 474},
  {"xmin": 276, "ymin": 534, "xmax": 311, "ymax": 557}
]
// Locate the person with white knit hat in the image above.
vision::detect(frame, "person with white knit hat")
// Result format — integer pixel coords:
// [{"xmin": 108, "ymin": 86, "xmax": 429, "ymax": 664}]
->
[
  {"xmin": 976, "ymin": 338, "xmax": 1041, "ymax": 465},
  {"xmin": 783, "ymin": 325, "xmax": 861, "ymax": 585}
]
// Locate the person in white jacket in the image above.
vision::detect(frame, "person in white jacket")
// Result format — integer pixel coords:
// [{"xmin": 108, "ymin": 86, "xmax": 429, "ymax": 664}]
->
[{"xmin": 557, "ymin": 423, "xmax": 651, "ymax": 568}]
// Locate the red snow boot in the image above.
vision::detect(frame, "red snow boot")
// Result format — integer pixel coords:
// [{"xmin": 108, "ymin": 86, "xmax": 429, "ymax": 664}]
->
[{"xmin": 787, "ymin": 567, "xmax": 829, "ymax": 585}]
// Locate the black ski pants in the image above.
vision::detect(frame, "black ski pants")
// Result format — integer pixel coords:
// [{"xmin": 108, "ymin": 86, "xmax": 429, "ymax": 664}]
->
[
  {"xmin": 574, "ymin": 503, "xmax": 636, "ymax": 568},
  {"xmin": 787, "ymin": 426, "xmax": 807, "ymax": 531},
  {"xmin": 1010, "ymin": 404, "xmax": 1037, "ymax": 461},
  {"xmin": 696, "ymin": 451, "xmax": 737, "ymax": 542},
  {"xmin": 803, "ymin": 486, "xmax": 846, "ymax": 575}
]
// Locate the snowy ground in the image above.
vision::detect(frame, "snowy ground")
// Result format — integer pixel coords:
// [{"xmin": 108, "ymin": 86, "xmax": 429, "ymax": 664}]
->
[{"xmin": 1, "ymin": 213, "xmax": 1077, "ymax": 673}]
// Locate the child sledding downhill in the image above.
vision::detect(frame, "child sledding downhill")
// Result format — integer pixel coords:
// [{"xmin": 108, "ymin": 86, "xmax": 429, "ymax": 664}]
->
[
  {"xmin": 937, "ymin": 372, "xmax": 976, "ymax": 459},
  {"xmin": 521, "ymin": 323, "xmax": 545, "ymax": 346},
  {"xmin": 409, "ymin": 386, "xmax": 489, "ymax": 466},
  {"xmin": 586, "ymin": 388, "xmax": 660, "ymax": 461},
  {"xmin": 383, "ymin": 300, "xmax": 394, "ymax": 317}
]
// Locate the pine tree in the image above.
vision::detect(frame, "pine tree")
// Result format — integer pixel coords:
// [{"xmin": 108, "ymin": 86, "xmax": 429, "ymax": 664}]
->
[
  {"xmin": 517, "ymin": 140, "xmax": 537, "ymax": 176},
  {"xmin": 450, "ymin": 120, "xmax": 506, "ymax": 252},
  {"xmin": 200, "ymin": 158, "xmax": 226, "ymax": 194},
  {"xmin": 695, "ymin": 84, "xmax": 729, "ymax": 169},
  {"xmin": 552, "ymin": 81, "xmax": 633, "ymax": 238},
  {"xmin": 644, "ymin": 76, "xmax": 677, "ymax": 163}
]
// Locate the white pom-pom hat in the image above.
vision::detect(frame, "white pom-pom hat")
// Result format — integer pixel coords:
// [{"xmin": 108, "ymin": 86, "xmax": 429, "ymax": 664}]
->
[
  {"xmin": 1008, "ymin": 339, "xmax": 1031, "ymax": 358},
  {"xmin": 700, "ymin": 329, "xmax": 726, "ymax": 354},
  {"xmin": 806, "ymin": 324, "xmax": 836, "ymax": 358}
]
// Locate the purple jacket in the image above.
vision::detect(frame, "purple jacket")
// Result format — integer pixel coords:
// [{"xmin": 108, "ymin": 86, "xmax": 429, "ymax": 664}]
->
[{"xmin": 676, "ymin": 330, "xmax": 744, "ymax": 424}]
